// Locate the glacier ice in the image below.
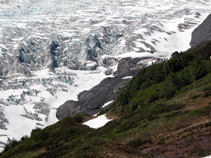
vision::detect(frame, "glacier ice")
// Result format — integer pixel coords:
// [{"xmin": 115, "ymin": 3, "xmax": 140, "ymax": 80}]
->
[{"xmin": 0, "ymin": 0, "xmax": 211, "ymax": 152}]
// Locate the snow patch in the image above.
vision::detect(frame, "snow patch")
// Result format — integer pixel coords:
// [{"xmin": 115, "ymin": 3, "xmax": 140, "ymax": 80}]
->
[
  {"xmin": 102, "ymin": 100, "xmax": 114, "ymax": 108},
  {"xmin": 122, "ymin": 76, "xmax": 133, "ymax": 80},
  {"xmin": 83, "ymin": 114, "xmax": 112, "ymax": 129}
]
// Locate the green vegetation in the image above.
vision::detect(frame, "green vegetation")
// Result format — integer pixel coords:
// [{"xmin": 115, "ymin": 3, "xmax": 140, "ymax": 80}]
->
[
  {"xmin": 0, "ymin": 41, "xmax": 211, "ymax": 158},
  {"xmin": 112, "ymin": 43, "xmax": 211, "ymax": 115},
  {"xmin": 3, "ymin": 136, "xmax": 28, "ymax": 153}
]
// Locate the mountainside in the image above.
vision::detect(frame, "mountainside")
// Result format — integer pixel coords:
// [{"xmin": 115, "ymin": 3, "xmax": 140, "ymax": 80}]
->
[
  {"xmin": 57, "ymin": 13, "xmax": 211, "ymax": 119},
  {"xmin": 56, "ymin": 56, "xmax": 158, "ymax": 119},
  {"xmin": 190, "ymin": 14, "xmax": 211, "ymax": 48},
  {"xmin": 0, "ymin": 41, "xmax": 210, "ymax": 158},
  {"xmin": 1, "ymin": 0, "xmax": 211, "ymax": 150}
]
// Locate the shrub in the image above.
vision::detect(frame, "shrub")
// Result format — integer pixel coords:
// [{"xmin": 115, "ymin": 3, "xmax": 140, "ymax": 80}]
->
[{"xmin": 31, "ymin": 128, "xmax": 42, "ymax": 137}]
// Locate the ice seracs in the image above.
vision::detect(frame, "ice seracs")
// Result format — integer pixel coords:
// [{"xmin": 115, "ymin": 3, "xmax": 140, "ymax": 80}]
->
[
  {"xmin": 0, "ymin": 67, "xmax": 109, "ymax": 152},
  {"xmin": 0, "ymin": 0, "xmax": 211, "ymax": 152}
]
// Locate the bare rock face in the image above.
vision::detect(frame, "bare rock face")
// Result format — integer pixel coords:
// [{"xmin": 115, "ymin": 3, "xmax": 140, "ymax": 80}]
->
[
  {"xmin": 56, "ymin": 57, "xmax": 158, "ymax": 119},
  {"xmin": 56, "ymin": 76, "xmax": 129, "ymax": 119},
  {"xmin": 114, "ymin": 57, "xmax": 153, "ymax": 77},
  {"xmin": 190, "ymin": 14, "xmax": 211, "ymax": 48}
]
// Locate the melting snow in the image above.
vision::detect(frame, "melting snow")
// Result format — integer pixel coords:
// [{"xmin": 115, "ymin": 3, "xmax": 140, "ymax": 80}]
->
[
  {"xmin": 122, "ymin": 76, "xmax": 133, "ymax": 80},
  {"xmin": 102, "ymin": 100, "xmax": 114, "ymax": 108},
  {"xmin": 83, "ymin": 114, "xmax": 112, "ymax": 129}
]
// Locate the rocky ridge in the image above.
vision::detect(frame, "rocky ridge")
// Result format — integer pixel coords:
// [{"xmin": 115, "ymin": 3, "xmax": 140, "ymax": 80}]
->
[
  {"xmin": 57, "ymin": 57, "xmax": 158, "ymax": 119},
  {"xmin": 190, "ymin": 13, "xmax": 211, "ymax": 48}
]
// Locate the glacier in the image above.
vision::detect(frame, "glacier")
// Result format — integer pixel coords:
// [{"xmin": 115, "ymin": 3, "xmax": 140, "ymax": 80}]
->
[{"xmin": 0, "ymin": 0, "xmax": 211, "ymax": 151}]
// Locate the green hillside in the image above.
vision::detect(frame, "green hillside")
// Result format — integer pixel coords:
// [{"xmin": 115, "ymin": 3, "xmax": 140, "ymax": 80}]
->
[{"xmin": 0, "ymin": 41, "xmax": 211, "ymax": 158}]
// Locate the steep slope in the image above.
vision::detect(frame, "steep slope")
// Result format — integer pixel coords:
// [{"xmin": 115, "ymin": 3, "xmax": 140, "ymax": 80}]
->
[
  {"xmin": 1, "ymin": 1, "xmax": 211, "ymax": 149},
  {"xmin": 56, "ymin": 57, "xmax": 158, "ymax": 119},
  {"xmin": 0, "ymin": 41, "xmax": 210, "ymax": 158},
  {"xmin": 190, "ymin": 13, "xmax": 211, "ymax": 48}
]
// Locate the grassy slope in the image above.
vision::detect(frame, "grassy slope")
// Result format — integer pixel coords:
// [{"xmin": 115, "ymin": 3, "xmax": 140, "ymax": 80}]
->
[{"xmin": 0, "ymin": 42, "xmax": 211, "ymax": 158}]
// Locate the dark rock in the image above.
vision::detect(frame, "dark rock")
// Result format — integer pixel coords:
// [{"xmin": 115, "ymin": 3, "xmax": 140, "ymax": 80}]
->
[
  {"xmin": 56, "ymin": 75, "xmax": 130, "ymax": 119},
  {"xmin": 56, "ymin": 57, "xmax": 158, "ymax": 119},
  {"xmin": 190, "ymin": 14, "xmax": 211, "ymax": 48},
  {"xmin": 114, "ymin": 57, "xmax": 152, "ymax": 77},
  {"xmin": 57, "ymin": 100, "xmax": 80, "ymax": 119}
]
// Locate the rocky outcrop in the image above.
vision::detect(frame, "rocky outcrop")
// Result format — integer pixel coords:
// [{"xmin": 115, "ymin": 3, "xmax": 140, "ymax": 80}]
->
[
  {"xmin": 56, "ymin": 57, "xmax": 157, "ymax": 119},
  {"xmin": 114, "ymin": 57, "xmax": 152, "ymax": 76},
  {"xmin": 56, "ymin": 75, "xmax": 129, "ymax": 119},
  {"xmin": 190, "ymin": 14, "xmax": 211, "ymax": 48}
]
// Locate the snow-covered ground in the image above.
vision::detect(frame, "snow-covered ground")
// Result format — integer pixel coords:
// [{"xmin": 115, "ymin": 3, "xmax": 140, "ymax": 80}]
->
[
  {"xmin": 122, "ymin": 76, "xmax": 133, "ymax": 80},
  {"xmin": 203, "ymin": 156, "xmax": 211, "ymax": 158},
  {"xmin": 83, "ymin": 114, "xmax": 112, "ymax": 129},
  {"xmin": 102, "ymin": 101, "xmax": 114, "ymax": 108},
  {"xmin": 0, "ymin": 0, "xmax": 211, "ymax": 152},
  {"xmin": 0, "ymin": 66, "xmax": 112, "ymax": 148}
]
